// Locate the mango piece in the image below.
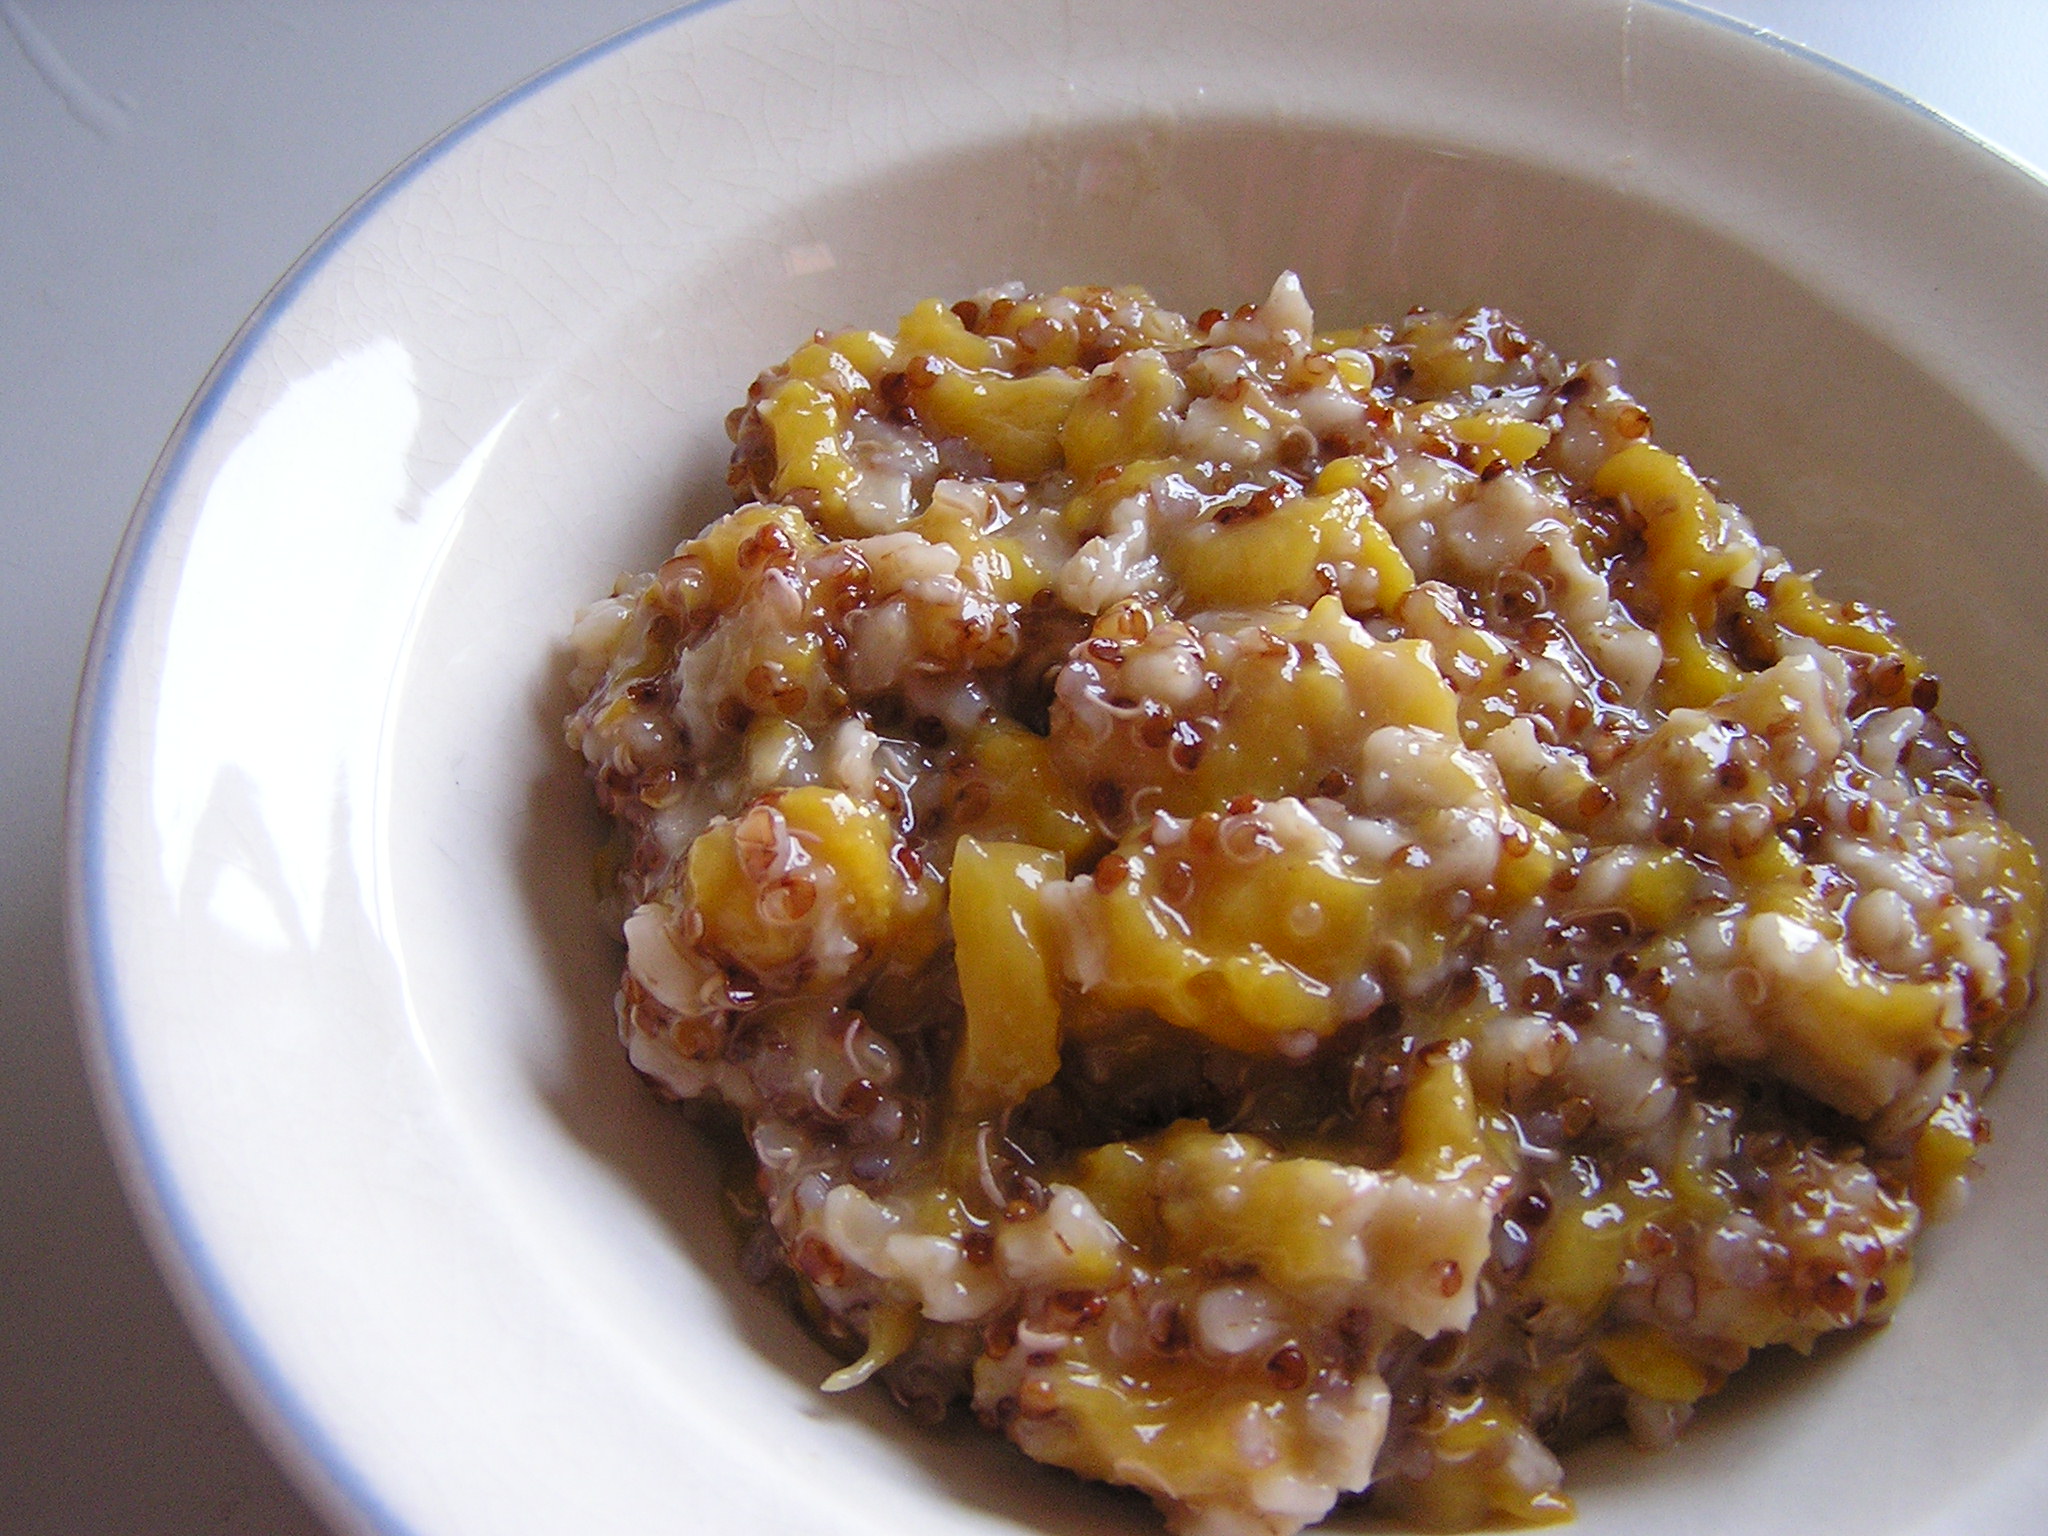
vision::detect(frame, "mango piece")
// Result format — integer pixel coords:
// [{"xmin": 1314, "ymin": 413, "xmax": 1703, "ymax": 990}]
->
[
  {"xmin": 1617, "ymin": 846, "xmax": 1699, "ymax": 933},
  {"xmin": 949, "ymin": 838, "xmax": 1067, "ymax": 1117},
  {"xmin": 1407, "ymin": 604, "xmax": 1535, "ymax": 747},
  {"xmin": 980, "ymin": 1339, "xmax": 1388, "ymax": 1536},
  {"xmin": 1061, "ymin": 350, "xmax": 1185, "ymax": 478},
  {"xmin": 1526, "ymin": 1178, "xmax": 1675, "ymax": 1317},
  {"xmin": 911, "ymin": 500, "xmax": 1051, "ymax": 606},
  {"xmin": 1595, "ymin": 1328, "xmax": 1712, "ymax": 1403},
  {"xmin": 783, "ymin": 339, "xmax": 874, "ymax": 397},
  {"xmin": 757, "ymin": 378, "xmax": 855, "ymax": 520},
  {"xmin": 1326, "ymin": 347, "xmax": 1377, "ymax": 392},
  {"xmin": 1347, "ymin": 502, "xmax": 1419, "ymax": 611},
  {"xmin": 825, "ymin": 328, "xmax": 898, "ymax": 382},
  {"xmin": 1397, "ymin": 1053, "xmax": 1488, "ymax": 1181},
  {"xmin": 1370, "ymin": 1393, "xmax": 1574, "ymax": 1530},
  {"xmin": 1910, "ymin": 1092, "xmax": 1980, "ymax": 1222},
  {"xmin": 689, "ymin": 787, "xmax": 928, "ymax": 980},
  {"xmin": 1074, "ymin": 817, "xmax": 1382, "ymax": 1052},
  {"xmin": 978, "ymin": 294, "xmax": 1085, "ymax": 368},
  {"xmin": 1525, "ymin": 1199, "xmax": 1632, "ymax": 1316},
  {"xmin": 1746, "ymin": 912, "xmax": 1963, "ymax": 1120},
  {"xmin": 951, "ymin": 725, "xmax": 1100, "ymax": 867},
  {"xmin": 1493, "ymin": 809, "xmax": 1575, "ymax": 911},
  {"xmin": 1068, "ymin": 1141, "xmax": 1160, "ymax": 1255},
  {"xmin": 897, "ymin": 297, "xmax": 1002, "ymax": 369},
  {"xmin": 1768, "ymin": 572, "xmax": 1919, "ymax": 669},
  {"xmin": 1729, "ymin": 829, "xmax": 1803, "ymax": 899},
  {"xmin": 1059, "ymin": 455, "xmax": 1180, "ymax": 537},
  {"xmin": 1592, "ymin": 443, "xmax": 1761, "ymax": 708},
  {"xmin": 1170, "ymin": 486, "xmax": 1414, "ymax": 614},
  {"xmin": 1449, "ymin": 412, "xmax": 1552, "ymax": 469},
  {"xmin": 916, "ymin": 363, "xmax": 1087, "ymax": 479},
  {"xmin": 678, "ymin": 503, "xmax": 822, "ymax": 611},
  {"xmin": 1312, "ymin": 455, "xmax": 1374, "ymax": 495},
  {"xmin": 1168, "ymin": 598, "xmax": 1459, "ymax": 815},
  {"xmin": 1094, "ymin": 1123, "xmax": 1494, "ymax": 1336},
  {"xmin": 820, "ymin": 1301, "xmax": 918, "ymax": 1393},
  {"xmin": 1403, "ymin": 312, "xmax": 1510, "ymax": 395},
  {"xmin": 1171, "ymin": 498, "xmax": 1323, "ymax": 609}
]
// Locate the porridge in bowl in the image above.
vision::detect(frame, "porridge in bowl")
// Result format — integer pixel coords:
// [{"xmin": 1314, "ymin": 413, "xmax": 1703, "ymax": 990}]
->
[{"xmin": 565, "ymin": 275, "xmax": 2040, "ymax": 1533}]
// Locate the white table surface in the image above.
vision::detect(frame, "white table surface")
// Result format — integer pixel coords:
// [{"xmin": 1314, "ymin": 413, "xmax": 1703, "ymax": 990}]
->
[{"xmin": 5, "ymin": 3, "xmax": 2045, "ymax": 1532}]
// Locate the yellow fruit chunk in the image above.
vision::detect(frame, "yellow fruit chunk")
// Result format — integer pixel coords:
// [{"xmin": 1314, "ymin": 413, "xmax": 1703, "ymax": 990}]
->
[
  {"xmin": 825, "ymin": 328, "xmax": 897, "ymax": 382},
  {"xmin": 1526, "ymin": 1179, "xmax": 1675, "ymax": 1317},
  {"xmin": 1449, "ymin": 412, "xmax": 1552, "ymax": 469},
  {"xmin": 1768, "ymin": 572, "xmax": 1919, "ymax": 669},
  {"xmin": 678, "ymin": 503, "xmax": 822, "ymax": 610},
  {"xmin": 1346, "ymin": 510, "xmax": 1419, "ymax": 612},
  {"xmin": 1492, "ymin": 809, "xmax": 1575, "ymax": 911},
  {"xmin": 979, "ymin": 1336, "xmax": 1391, "ymax": 1536},
  {"xmin": 783, "ymin": 339, "xmax": 875, "ymax": 396},
  {"xmin": 897, "ymin": 297, "xmax": 1001, "ymax": 369},
  {"xmin": 1403, "ymin": 312, "xmax": 1521, "ymax": 396},
  {"xmin": 1059, "ymin": 455, "xmax": 1180, "ymax": 537},
  {"xmin": 1061, "ymin": 350, "xmax": 1185, "ymax": 479},
  {"xmin": 1172, "ymin": 499, "xmax": 1320, "ymax": 609},
  {"xmin": 1397, "ymin": 1053, "xmax": 1488, "ymax": 1181},
  {"xmin": 1617, "ymin": 846, "xmax": 1699, "ymax": 933},
  {"xmin": 1370, "ymin": 1393, "xmax": 1574, "ymax": 1530},
  {"xmin": 1078, "ymin": 818, "xmax": 1381, "ymax": 1052},
  {"xmin": 916, "ymin": 362, "xmax": 1086, "ymax": 480},
  {"xmin": 1746, "ymin": 912, "xmax": 1963, "ymax": 1120},
  {"xmin": 1729, "ymin": 829, "xmax": 1804, "ymax": 902},
  {"xmin": 952, "ymin": 725, "xmax": 1101, "ymax": 867},
  {"xmin": 1169, "ymin": 486, "xmax": 1414, "ymax": 614},
  {"xmin": 911, "ymin": 499, "xmax": 1051, "ymax": 606},
  {"xmin": 1067, "ymin": 1141, "xmax": 1160, "ymax": 1254},
  {"xmin": 1326, "ymin": 347, "xmax": 1377, "ymax": 392},
  {"xmin": 1172, "ymin": 597, "xmax": 1458, "ymax": 814},
  {"xmin": 1161, "ymin": 1143, "xmax": 1370, "ymax": 1291},
  {"xmin": 1526, "ymin": 1200, "xmax": 1632, "ymax": 1316},
  {"xmin": 1069, "ymin": 1123, "xmax": 1494, "ymax": 1336},
  {"xmin": 977, "ymin": 293, "xmax": 1088, "ymax": 369},
  {"xmin": 1910, "ymin": 1091, "xmax": 1979, "ymax": 1222},
  {"xmin": 689, "ymin": 787, "xmax": 928, "ymax": 981},
  {"xmin": 1591, "ymin": 443, "xmax": 1762, "ymax": 708},
  {"xmin": 1311, "ymin": 455, "xmax": 1373, "ymax": 494},
  {"xmin": 820, "ymin": 1301, "xmax": 917, "ymax": 1393},
  {"xmin": 949, "ymin": 838, "xmax": 1067, "ymax": 1118},
  {"xmin": 757, "ymin": 378, "xmax": 855, "ymax": 521},
  {"xmin": 1595, "ymin": 1328, "xmax": 1712, "ymax": 1403},
  {"xmin": 1396, "ymin": 584, "xmax": 1591, "ymax": 751}
]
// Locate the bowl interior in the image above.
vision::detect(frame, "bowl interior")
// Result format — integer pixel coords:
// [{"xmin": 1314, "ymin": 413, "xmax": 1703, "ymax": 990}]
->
[{"xmin": 388, "ymin": 114, "xmax": 2048, "ymax": 1533}]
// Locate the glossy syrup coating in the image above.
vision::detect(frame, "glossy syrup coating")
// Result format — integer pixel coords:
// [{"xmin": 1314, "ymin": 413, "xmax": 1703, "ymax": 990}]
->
[{"xmin": 567, "ymin": 275, "xmax": 2042, "ymax": 1535}]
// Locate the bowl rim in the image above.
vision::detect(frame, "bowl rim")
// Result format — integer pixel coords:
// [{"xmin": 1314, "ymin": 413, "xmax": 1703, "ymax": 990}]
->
[
  {"xmin": 62, "ymin": 8, "xmax": 735, "ymax": 1529},
  {"xmin": 60, "ymin": 4, "xmax": 2048, "ymax": 1535}
]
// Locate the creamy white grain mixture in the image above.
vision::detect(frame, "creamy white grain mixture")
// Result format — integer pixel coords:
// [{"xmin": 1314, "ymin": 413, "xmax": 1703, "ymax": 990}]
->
[{"xmin": 567, "ymin": 275, "xmax": 2041, "ymax": 1533}]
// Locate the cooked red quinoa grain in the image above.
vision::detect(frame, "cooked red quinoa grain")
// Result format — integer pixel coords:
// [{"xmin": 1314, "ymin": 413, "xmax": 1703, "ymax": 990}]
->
[{"xmin": 567, "ymin": 275, "xmax": 2042, "ymax": 1535}]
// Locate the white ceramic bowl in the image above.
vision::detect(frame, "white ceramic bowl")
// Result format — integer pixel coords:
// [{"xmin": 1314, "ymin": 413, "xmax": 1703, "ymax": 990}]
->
[{"xmin": 67, "ymin": 2, "xmax": 2048, "ymax": 1534}]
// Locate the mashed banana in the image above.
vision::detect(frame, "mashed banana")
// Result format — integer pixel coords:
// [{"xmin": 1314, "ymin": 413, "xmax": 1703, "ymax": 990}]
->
[{"xmin": 567, "ymin": 275, "xmax": 2040, "ymax": 1534}]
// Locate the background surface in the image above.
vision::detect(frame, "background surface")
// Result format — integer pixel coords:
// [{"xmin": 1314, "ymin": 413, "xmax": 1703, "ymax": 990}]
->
[{"xmin": 5, "ymin": 3, "xmax": 2045, "ymax": 1532}]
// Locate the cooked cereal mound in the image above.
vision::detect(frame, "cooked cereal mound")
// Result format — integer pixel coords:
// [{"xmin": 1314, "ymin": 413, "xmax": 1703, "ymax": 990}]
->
[{"xmin": 566, "ymin": 275, "xmax": 2042, "ymax": 1535}]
